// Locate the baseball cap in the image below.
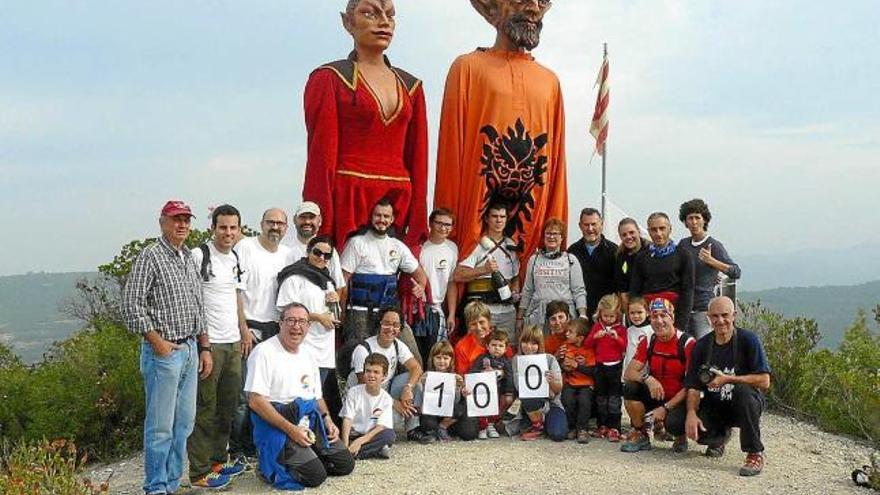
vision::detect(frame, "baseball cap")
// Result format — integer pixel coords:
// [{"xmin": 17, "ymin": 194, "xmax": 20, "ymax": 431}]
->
[
  {"xmin": 295, "ymin": 201, "xmax": 321, "ymax": 217},
  {"xmin": 160, "ymin": 200, "xmax": 195, "ymax": 218}
]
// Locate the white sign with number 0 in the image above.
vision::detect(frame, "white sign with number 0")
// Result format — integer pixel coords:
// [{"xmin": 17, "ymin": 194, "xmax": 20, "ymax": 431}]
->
[
  {"xmin": 465, "ymin": 371, "xmax": 498, "ymax": 417},
  {"xmin": 516, "ymin": 354, "xmax": 549, "ymax": 398},
  {"xmin": 421, "ymin": 372, "xmax": 457, "ymax": 417}
]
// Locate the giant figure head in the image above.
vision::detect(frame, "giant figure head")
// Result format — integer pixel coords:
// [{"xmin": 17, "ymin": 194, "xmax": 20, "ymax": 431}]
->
[
  {"xmin": 471, "ymin": 0, "xmax": 552, "ymax": 51},
  {"xmin": 342, "ymin": 0, "xmax": 396, "ymax": 52}
]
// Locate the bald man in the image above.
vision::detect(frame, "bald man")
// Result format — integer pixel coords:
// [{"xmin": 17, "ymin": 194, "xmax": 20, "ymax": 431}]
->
[{"xmin": 684, "ymin": 297, "xmax": 771, "ymax": 477}]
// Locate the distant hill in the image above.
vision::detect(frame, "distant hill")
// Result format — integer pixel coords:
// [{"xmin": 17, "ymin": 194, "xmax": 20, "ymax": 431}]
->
[
  {"xmin": 739, "ymin": 280, "xmax": 880, "ymax": 348},
  {"xmin": 736, "ymin": 242, "xmax": 880, "ymax": 291},
  {"xmin": 0, "ymin": 272, "xmax": 96, "ymax": 363}
]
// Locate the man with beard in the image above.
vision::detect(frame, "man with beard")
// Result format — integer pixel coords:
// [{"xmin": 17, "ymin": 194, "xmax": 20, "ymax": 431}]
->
[
  {"xmin": 281, "ymin": 201, "xmax": 345, "ymax": 294},
  {"xmin": 228, "ymin": 208, "xmax": 292, "ymax": 461},
  {"xmin": 339, "ymin": 198, "xmax": 428, "ymax": 364},
  {"xmin": 433, "ymin": 0, "xmax": 568, "ymax": 270}
]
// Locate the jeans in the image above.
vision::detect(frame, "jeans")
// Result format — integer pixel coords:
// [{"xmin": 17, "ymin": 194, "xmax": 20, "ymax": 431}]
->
[
  {"xmin": 388, "ymin": 372, "xmax": 419, "ymax": 432},
  {"xmin": 140, "ymin": 339, "xmax": 198, "ymax": 495}
]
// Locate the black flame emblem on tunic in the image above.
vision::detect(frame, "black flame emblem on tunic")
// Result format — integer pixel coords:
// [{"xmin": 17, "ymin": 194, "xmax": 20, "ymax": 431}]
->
[{"xmin": 479, "ymin": 118, "xmax": 549, "ymax": 251}]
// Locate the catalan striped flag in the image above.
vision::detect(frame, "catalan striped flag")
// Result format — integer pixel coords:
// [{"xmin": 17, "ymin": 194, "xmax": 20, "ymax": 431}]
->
[{"xmin": 590, "ymin": 52, "xmax": 610, "ymax": 156}]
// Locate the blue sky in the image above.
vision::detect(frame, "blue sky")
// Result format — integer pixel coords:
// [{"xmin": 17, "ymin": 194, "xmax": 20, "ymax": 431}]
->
[{"xmin": 1, "ymin": 1, "xmax": 878, "ymax": 276}]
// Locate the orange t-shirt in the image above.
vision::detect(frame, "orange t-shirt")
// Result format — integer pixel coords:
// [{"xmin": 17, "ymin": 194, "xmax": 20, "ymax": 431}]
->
[
  {"xmin": 562, "ymin": 345, "xmax": 596, "ymax": 387},
  {"xmin": 434, "ymin": 48, "xmax": 568, "ymax": 273},
  {"xmin": 545, "ymin": 332, "xmax": 566, "ymax": 357}
]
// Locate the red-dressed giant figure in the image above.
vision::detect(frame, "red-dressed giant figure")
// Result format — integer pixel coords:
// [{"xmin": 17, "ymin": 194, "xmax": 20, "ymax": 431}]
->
[{"xmin": 302, "ymin": 0, "xmax": 428, "ymax": 250}]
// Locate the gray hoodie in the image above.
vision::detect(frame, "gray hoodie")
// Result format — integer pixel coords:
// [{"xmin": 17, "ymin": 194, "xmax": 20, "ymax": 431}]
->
[{"xmin": 520, "ymin": 251, "xmax": 587, "ymax": 325}]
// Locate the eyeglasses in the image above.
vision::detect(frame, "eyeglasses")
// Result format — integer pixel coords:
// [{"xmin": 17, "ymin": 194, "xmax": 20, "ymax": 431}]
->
[
  {"xmin": 310, "ymin": 248, "xmax": 332, "ymax": 260},
  {"xmin": 380, "ymin": 321, "xmax": 402, "ymax": 330},
  {"xmin": 280, "ymin": 317, "xmax": 309, "ymax": 328},
  {"xmin": 432, "ymin": 221, "xmax": 453, "ymax": 229},
  {"xmin": 544, "ymin": 232, "xmax": 562, "ymax": 237},
  {"xmin": 513, "ymin": 0, "xmax": 552, "ymax": 8}
]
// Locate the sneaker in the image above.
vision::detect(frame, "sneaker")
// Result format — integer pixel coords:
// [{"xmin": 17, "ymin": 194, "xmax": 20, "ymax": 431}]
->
[
  {"xmin": 375, "ymin": 445, "xmax": 392, "ymax": 460},
  {"xmin": 212, "ymin": 458, "xmax": 246, "ymax": 478},
  {"xmin": 705, "ymin": 429, "xmax": 732, "ymax": 458},
  {"xmin": 606, "ymin": 428, "xmax": 621, "ymax": 443},
  {"xmin": 486, "ymin": 424, "xmax": 500, "ymax": 439},
  {"xmin": 478, "ymin": 429, "xmax": 488, "ymax": 440},
  {"xmin": 620, "ymin": 429, "xmax": 652, "ymax": 453},
  {"xmin": 191, "ymin": 472, "xmax": 232, "ymax": 489},
  {"xmin": 672, "ymin": 435, "xmax": 688, "ymax": 453},
  {"xmin": 407, "ymin": 428, "xmax": 437, "ymax": 445},
  {"xmin": 520, "ymin": 426, "xmax": 543, "ymax": 441},
  {"xmin": 437, "ymin": 427, "xmax": 452, "ymax": 442},
  {"xmin": 591, "ymin": 426, "xmax": 609, "ymax": 438},
  {"xmin": 566, "ymin": 430, "xmax": 577, "ymax": 440},
  {"xmin": 739, "ymin": 452, "xmax": 764, "ymax": 476},
  {"xmin": 576, "ymin": 430, "xmax": 591, "ymax": 444}
]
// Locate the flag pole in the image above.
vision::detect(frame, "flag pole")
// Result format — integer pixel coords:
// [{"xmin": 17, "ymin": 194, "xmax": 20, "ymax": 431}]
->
[{"xmin": 600, "ymin": 42, "xmax": 608, "ymax": 220}]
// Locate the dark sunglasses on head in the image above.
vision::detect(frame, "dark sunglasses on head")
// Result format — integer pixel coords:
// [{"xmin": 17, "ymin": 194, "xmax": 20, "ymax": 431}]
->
[{"xmin": 311, "ymin": 248, "xmax": 333, "ymax": 260}]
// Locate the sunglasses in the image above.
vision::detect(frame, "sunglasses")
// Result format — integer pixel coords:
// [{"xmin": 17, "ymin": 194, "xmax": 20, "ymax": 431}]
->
[{"xmin": 311, "ymin": 248, "xmax": 332, "ymax": 260}]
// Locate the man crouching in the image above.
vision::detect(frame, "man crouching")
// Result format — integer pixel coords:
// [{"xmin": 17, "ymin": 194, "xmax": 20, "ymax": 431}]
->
[
  {"xmin": 684, "ymin": 296, "xmax": 771, "ymax": 476},
  {"xmin": 246, "ymin": 302, "xmax": 355, "ymax": 489}
]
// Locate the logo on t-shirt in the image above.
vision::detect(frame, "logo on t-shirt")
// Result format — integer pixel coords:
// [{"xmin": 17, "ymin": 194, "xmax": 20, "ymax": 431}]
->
[
  {"xmin": 437, "ymin": 259, "xmax": 449, "ymax": 271},
  {"xmin": 300, "ymin": 374, "xmax": 311, "ymax": 392},
  {"xmin": 389, "ymin": 249, "xmax": 400, "ymax": 262},
  {"xmin": 370, "ymin": 407, "xmax": 383, "ymax": 427}
]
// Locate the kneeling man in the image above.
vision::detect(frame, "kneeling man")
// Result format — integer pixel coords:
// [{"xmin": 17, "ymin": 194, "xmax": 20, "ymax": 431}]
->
[
  {"xmin": 685, "ymin": 296, "xmax": 771, "ymax": 476},
  {"xmin": 246, "ymin": 303, "xmax": 354, "ymax": 489}
]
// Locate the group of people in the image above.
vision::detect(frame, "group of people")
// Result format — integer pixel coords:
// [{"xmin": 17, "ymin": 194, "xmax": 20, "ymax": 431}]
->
[{"xmin": 119, "ymin": 1, "xmax": 770, "ymax": 494}]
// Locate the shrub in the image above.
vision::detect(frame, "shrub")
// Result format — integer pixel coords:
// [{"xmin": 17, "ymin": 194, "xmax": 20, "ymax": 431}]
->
[{"xmin": 0, "ymin": 439, "xmax": 108, "ymax": 495}]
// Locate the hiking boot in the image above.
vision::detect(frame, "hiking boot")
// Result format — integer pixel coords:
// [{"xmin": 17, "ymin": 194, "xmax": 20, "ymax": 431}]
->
[
  {"xmin": 486, "ymin": 424, "xmax": 500, "ymax": 439},
  {"xmin": 407, "ymin": 428, "xmax": 436, "ymax": 445},
  {"xmin": 191, "ymin": 472, "xmax": 231, "ymax": 490},
  {"xmin": 576, "ymin": 430, "xmax": 591, "ymax": 444},
  {"xmin": 606, "ymin": 428, "xmax": 621, "ymax": 443},
  {"xmin": 705, "ymin": 429, "xmax": 732, "ymax": 458},
  {"xmin": 620, "ymin": 429, "xmax": 652, "ymax": 453},
  {"xmin": 591, "ymin": 426, "xmax": 609, "ymax": 438},
  {"xmin": 566, "ymin": 430, "xmax": 577, "ymax": 440},
  {"xmin": 672, "ymin": 435, "xmax": 688, "ymax": 453},
  {"xmin": 521, "ymin": 424, "xmax": 544, "ymax": 441},
  {"xmin": 375, "ymin": 445, "xmax": 392, "ymax": 460},
  {"xmin": 437, "ymin": 427, "xmax": 452, "ymax": 442},
  {"xmin": 212, "ymin": 458, "xmax": 246, "ymax": 478},
  {"xmin": 739, "ymin": 452, "xmax": 764, "ymax": 476}
]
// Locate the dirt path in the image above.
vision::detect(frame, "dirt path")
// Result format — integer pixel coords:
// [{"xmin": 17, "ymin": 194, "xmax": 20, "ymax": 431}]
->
[{"xmin": 92, "ymin": 413, "xmax": 873, "ymax": 495}]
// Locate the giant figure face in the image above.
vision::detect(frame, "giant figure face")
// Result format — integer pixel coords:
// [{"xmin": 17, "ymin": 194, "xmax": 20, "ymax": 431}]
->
[
  {"xmin": 342, "ymin": 0, "xmax": 396, "ymax": 52},
  {"xmin": 471, "ymin": 0, "xmax": 552, "ymax": 51}
]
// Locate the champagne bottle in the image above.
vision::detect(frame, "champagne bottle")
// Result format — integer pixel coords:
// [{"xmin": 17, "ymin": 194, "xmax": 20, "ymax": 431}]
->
[
  {"xmin": 491, "ymin": 269, "xmax": 512, "ymax": 302},
  {"xmin": 326, "ymin": 289, "xmax": 342, "ymax": 330}
]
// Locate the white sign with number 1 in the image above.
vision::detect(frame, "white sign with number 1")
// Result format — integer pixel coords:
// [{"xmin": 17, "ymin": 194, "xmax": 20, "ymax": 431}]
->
[
  {"xmin": 421, "ymin": 372, "xmax": 456, "ymax": 417},
  {"xmin": 516, "ymin": 354, "xmax": 549, "ymax": 398}
]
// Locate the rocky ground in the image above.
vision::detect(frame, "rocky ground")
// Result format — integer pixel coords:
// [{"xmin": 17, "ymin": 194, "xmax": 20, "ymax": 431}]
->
[{"xmin": 91, "ymin": 413, "xmax": 874, "ymax": 495}]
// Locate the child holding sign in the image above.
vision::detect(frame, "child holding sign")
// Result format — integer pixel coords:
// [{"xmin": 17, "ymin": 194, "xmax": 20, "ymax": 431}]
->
[
  {"xmin": 341, "ymin": 354, "xmax": 396, "ymax": 459},
  {"xmin": 584, "ymin": 294, "xmax": 628, "ymax": 442},
  {"xmin": 416, "ymin": 342, "xmax": 479, "ymax": 441},
  {"xmin": 560, "ymin": 318, "xmax": 596, "ymax": 444},
  {"xmin": 469, "ymin": 330, "xmax": 515, "ymax": 439},
  {"xmin": 512, "ymin": 325, "xmax": 567, "ymax": 441}
]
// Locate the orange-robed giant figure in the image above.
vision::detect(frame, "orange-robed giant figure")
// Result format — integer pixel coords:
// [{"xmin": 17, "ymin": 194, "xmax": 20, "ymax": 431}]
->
[
  {"xmin": 303, "ymin": 0, "xmax": 428, "ymax": 249},
  {"xmin": 434, "ymin": 0, "xmax": 568, "ymax": 266}
]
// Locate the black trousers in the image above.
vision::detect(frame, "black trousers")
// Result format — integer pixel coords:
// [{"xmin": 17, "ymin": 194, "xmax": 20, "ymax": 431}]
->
[
  {"xmin": 276, "ymin": 402, "xmax": 355, "ymax": 488},
  {"xmin": 561, "ymin": 384, "xmax": 593, "ymax": 431},
  {"xmin": 695, "ymin": 384, "xmax": 766, "ymax": 453},
  {"xmin": 623, "ymin": 381, "xmax": 686, "ymax": 435},
  {"xmin": 594, "ymin": 363, "xmax": 623, "ymax": 430},
  {"xmin": 420, "ymin": 398, "xmax": 480, "ymax": 441}
]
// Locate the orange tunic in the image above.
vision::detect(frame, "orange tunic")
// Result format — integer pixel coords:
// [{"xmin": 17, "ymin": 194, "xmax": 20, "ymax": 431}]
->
[{"xmin": 434, "ymin": 48, "xmax": 568, "ymax": 270}]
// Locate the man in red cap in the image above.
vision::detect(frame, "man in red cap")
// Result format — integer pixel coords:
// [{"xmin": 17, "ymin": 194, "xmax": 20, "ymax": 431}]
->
[{"xmin": 122, "ymin": 200, "xmax": 220, "ymax": 493}]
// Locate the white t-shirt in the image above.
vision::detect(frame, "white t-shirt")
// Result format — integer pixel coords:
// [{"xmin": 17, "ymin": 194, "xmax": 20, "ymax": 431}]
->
[
  {"xmin": 341, "ymin": 384, "xmax": 393, "ymax": 435},
  {"xmin": 420, "ymin": 239, "xmax": 458, "ymax": 307},
  {"xmin": 244, "ymin": 336, "xmax": 323, "ymax": 404},
  {"xmin": 191, "ymin": 243, "xmax": 244, "ymax": 344},
  {"xmin": 623, "ymin": 324, "xmax": 654, "ymax": 375},
  {"xmin": 276, "ymin": 273, "xmax": 336, "ymax": 369},
  {"xmin": 282, "ymin": 235, "xmax": 346, "ymax": 290},
  {"xmin": 460, "ymin": 236, "xmax": 519, "ymax": 280},
  {"xmin": 340, "ymin": 232, "xmax": 419, "ymax": 276},
  {"xmin": 236, "ymin": 236, "xmax": 291, "ymax": 324},
  {"xmin": 346, "ymin": 335, "xmax": 413, "ymax": 388}
]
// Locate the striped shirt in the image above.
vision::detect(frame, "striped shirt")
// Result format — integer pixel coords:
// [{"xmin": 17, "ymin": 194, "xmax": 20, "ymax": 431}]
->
[{"xmin": 121, "ymin": 236, "xmax": 206, "ymax": 341}]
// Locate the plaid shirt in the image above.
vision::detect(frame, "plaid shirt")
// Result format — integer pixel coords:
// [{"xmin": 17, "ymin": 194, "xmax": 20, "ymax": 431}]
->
[{"xmin": 122, "ymin": 236, "xmax": 206, "ymax": 341}]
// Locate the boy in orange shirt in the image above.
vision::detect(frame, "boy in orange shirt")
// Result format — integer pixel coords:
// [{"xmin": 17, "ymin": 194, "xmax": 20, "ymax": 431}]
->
[{"xmin": 560, "ymin": 318, "xmax": 596, "ymax": 443}]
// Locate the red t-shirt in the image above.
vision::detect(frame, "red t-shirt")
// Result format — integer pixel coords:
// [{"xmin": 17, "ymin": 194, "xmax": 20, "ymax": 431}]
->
[{"xmin": 633, "ymin": 331, "xmax": 695, "ymax": 398}]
